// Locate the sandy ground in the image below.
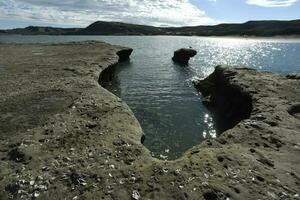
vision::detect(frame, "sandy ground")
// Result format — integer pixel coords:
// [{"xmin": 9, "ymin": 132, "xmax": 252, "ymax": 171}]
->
[{"xmin": 0, "ymin": 42, "xmax": 299, "ymax": 200}]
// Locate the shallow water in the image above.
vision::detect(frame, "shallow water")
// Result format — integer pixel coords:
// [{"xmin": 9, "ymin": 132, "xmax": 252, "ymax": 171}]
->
[{"xmin": 1, "ymin": 35, "xmax": 300, "ymax": 159}]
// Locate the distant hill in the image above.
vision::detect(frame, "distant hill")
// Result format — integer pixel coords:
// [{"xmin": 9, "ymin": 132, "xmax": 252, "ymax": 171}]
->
[
  {"xmin": 79, "ymin": 21, "xmax": 165, "ymax": 35},
  {"xmin": 2, "ymin": 26, "xmax": 82, "ymax": 35},
  {"xmin": 2, "ymin": 20, "xmax": 300, "ymax": 37}
]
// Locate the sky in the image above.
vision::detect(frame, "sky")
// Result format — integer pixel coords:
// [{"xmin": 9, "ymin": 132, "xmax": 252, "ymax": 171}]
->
[{"xmin": 0, "ymin": 0, "xmax": 299, "ymax": 29}]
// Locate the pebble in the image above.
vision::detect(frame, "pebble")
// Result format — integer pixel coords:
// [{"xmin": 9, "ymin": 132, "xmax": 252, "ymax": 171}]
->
[
  {"xmin": 30, "ymin": 180, "xmax": 35, "ymax": 186},
  {"xmin": 109, "ymin": 164, "xmax": 115, "ymax": 169},
  {"xmin": 34, "ymin": 191, "xmax": 40, "ymax": 198},
  {"xmin": 132, "ymin": 190, "xmax": 140, "ymax": 200},
  {"xmin": 267, "ymin": 191, "xmax": 277, "ymax": 199}
]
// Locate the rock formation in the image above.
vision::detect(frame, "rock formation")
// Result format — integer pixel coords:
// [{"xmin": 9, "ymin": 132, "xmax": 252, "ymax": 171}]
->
[
  {"xmin": 172, "ymin": 48, "xmax": 197, "ymax": 65},
  {"xmin": 116, "ymin": 48, "xmax": 133, "ymax": 62},
  {"xmin": 0, "ymin": 43, "xmax": 299, "ymax": 200}
]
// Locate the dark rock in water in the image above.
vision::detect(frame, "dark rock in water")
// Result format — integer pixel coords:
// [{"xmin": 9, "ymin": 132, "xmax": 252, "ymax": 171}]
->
[
  {"xmin": 286, "ymin": 73, "xmax": 300, "ymax": 80},
  {"xmin": 172, "ymin": 48, "xmax": 197, "ymax": 65},
  {"xmin": 117, "ymin": 48, "xmax": 133, "ymax": 62}
]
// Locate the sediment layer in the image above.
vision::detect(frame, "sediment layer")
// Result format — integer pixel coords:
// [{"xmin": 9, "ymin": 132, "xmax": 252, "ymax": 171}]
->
[{"xmin": 0, "ymin": 43, "xmax": 299, "ymax": 200}]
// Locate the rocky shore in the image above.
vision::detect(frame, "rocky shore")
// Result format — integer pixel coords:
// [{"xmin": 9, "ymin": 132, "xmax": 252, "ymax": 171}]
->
[{"xmin": 0, "ymin": 42, "xmax": 299, "ymax": 200}]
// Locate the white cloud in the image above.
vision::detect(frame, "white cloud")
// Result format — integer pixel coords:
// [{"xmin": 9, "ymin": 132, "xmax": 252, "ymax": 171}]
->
[
  {"xmin": 0, "ymin": 0, "xmax": 219, "ymax": 27},
  {"xmin": 246, "ymin": 0, "xmax": 298, "ymax": 7}
]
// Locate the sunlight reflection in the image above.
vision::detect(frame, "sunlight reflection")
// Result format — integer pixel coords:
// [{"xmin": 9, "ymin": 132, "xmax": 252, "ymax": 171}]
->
[{"xmin": 203, "ymin": 113, "xmax": 217, "ymax": 139}]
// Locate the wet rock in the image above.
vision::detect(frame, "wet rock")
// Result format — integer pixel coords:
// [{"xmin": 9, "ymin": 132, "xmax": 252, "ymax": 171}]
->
[{"xmin": 172, "ymin": 48, "xmax": 197, "ymax": 65}]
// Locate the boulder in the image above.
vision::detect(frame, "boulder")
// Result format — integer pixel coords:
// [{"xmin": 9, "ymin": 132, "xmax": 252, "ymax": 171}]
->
[
  {"xmin": 117, "ymin": 48, "xmax": 133, "ymax": 62},
  {"xmin": 172, "ymin": 48, "xmax": 197, "ymax": 65}
]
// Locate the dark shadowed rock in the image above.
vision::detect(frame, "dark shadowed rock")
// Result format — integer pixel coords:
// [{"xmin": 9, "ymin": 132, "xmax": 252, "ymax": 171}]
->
[
  {"xmin": 117, "ymin": 48, "xmax": 133, "ymax": 62},
  {"xmin": 7, "ymin": 148, "xmax": 28, "ymax": 163},
  {"xmin": 286, "ymin": 73, "xmax": 300, "ymax": 80},
  {"xmin": 172, "ymin": 48, "xmax": 197, "ymax": 65},
  {"xmin": 193, "ymin": 66, "xmax": 253, "ymax": 130}
]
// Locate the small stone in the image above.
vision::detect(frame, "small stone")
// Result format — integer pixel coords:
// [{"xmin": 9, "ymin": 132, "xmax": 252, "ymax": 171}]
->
[
  {"xmin": 34, "ymin": 191, "xmax": 40, "ymax": 198},
  {"xmin": 175, "ymin": 169, "xmax": 181, "ymax": 175},
  {"xmin": 80, "ymin": 182, "xmax": 87, "ymax": 186},
  {"xmin": 109, "ymin": 164, "xmax": 115, "ymax": 169},
  {"xmin": 42, "ymin": 166, "xmax": 48, "ymax": 171},
  {"xmin": 162, "ymin": 168, "xmax": 168, "ymax": 173},
  {"xmin": 132, "ymin": 190, "xmax": 140, "ymax": 200},
  {"xmin": 267, "ymin": 191, "xmax": 277, "ymax": 199},
  {"xmin": 204, "ymin": 173, "xmax": 209, "ymax": 179}
]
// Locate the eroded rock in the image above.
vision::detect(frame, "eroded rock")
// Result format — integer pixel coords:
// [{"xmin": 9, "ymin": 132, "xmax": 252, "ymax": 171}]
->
[
  {"xmin": 1, "ymin": 43, "xmax": 299, "ymax": 200},
  {"xmin": 172, "ymin": 48, "xmax": 197, "ymax": 65},
  {"xmin": 117, "ymin": 48, "xmax": 133, "ymax": 62}
]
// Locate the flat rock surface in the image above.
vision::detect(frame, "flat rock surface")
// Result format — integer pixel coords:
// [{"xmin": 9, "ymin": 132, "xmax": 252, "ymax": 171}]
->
[{"xmin": 0, "ymin": 43, "xmax": 299, "ymax": 200}]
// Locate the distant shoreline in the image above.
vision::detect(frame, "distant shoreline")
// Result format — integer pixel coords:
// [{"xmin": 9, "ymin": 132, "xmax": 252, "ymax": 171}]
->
[
  {"xmin": 1, "ymin": 19, "xmax": 300, "ymax": 38},
  {"xmin": 1, "ymin": 34, "xmax": 300, "ymax": 43}
]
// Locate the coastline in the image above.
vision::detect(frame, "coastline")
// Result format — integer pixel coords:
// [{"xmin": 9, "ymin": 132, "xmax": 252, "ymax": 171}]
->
[{"xmin": 0, "ymin": 42, "xmax": 299, "ymax": 199}]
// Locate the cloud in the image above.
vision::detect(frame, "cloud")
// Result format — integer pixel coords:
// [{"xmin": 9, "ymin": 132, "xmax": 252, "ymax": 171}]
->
[
  {"xmin": 0, "ymin": 0, "xmax": 219, "ymax": 27},
  {"xmin": 246, "ymin": 0, "xmax": 298, "ymax": 7}
]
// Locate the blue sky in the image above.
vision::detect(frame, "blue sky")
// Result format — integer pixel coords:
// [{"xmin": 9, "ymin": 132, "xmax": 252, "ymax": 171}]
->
[{"xmin": 0, "ymin": 0, "xmax": 299, "ymax": 29}]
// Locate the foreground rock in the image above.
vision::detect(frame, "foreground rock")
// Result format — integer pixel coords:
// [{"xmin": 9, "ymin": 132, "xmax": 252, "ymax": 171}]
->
[
  {"xmin": 0, "ymin": 43, "xmax": 300, "ymax": 200},
  {"xmin": 172, "ymin": 48, "xmax": 197, "ymax": 65}
]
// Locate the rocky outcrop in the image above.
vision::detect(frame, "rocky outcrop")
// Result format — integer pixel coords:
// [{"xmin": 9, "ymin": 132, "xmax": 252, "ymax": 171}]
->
[
  {"xmin": 116, "ymin": 48, "xmax": 133, "ymax": 62},
  {"xmin": 172, "ymin": 48, "xmax": 197, "ymax": 65},
  {"xmin": 1, "ymin": 43, "xmax": 300, "ymax": 200}
]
